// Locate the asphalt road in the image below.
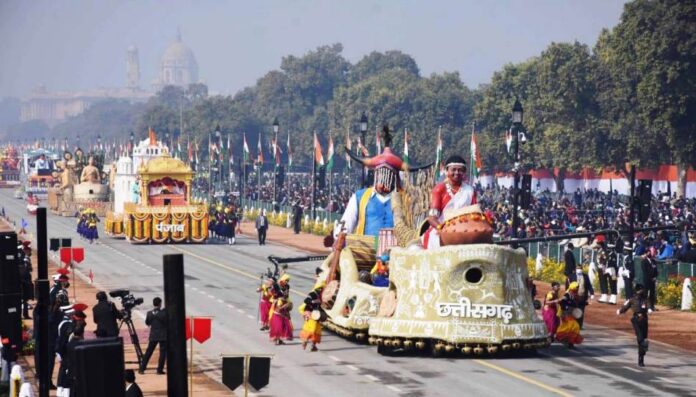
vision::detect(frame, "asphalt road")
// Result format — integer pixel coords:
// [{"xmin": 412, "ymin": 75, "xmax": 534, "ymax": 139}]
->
[{"xmin": 3, "ymin": 189, "xmax": 695, "ymax": 397}]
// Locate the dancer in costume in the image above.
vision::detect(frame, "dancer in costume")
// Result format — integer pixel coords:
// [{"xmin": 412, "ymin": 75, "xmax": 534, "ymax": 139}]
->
[
  {"xmin": 422, "ymin": 155, "xmax": 477, "ymax": 249},
  {"xmin": 86, "ymin": 210, "xmax": 99, "ymax": 244},
  {"xmin": 555, "ymin": 282, "xmax": 584, "ymax": 348},
  {"xmin": 542, "ymin": 281, "xmax": 561, "ymax": 342},
  {"xmin": 257, "ymin": 279, "xmax": 272, "ymax": 331},
  {"xmin": 300, "ymin": 271, "xmax": 325, "ymax": 351},
  {"xmin": 269, "ymin": 291, "xmax": 293, "ymax": 345}
]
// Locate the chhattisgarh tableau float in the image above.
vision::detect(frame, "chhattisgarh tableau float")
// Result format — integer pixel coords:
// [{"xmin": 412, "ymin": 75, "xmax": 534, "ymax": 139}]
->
[{"xmin": 288, "ymin": 126, "xmax": 548, "ymax": 356}]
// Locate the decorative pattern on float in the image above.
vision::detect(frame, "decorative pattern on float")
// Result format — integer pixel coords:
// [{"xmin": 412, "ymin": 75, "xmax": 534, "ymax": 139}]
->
[{"xmin": 368, "ymin": 244, "xmax": 547, "ymax": 345}]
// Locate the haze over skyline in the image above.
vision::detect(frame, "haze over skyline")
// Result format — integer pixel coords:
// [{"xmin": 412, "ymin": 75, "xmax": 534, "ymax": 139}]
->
[{"xmin": 0, "ymin": 0, "xmax": 626, "ymax": 98}]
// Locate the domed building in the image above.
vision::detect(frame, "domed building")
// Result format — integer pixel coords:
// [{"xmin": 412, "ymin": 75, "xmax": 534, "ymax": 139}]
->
[{"xmin": 152, "ymin": 29, "xmax": 199, "ymax": 91}]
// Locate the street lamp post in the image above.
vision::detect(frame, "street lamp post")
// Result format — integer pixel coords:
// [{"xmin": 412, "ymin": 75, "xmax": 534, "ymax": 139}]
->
[
  {"xmin": 215, "ymin": 125, "xmax": 222, "ymax": 198},
  {"xmin": 272, "ymin": 118, "xmax": 279, "ymax": 205},
  {"xmin": 511, "ymin": 99, "xmax": 524, "ymax": 240},
  {"xmin": 359, "ymin": 112, "xmax": 368, "ymax": 187},
  {"xmin": 129, "ymin": 131, "xmax": 135, "ymax": 156}
]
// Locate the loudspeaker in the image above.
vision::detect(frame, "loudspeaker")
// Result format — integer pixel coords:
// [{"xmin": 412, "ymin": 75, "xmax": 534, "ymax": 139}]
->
[
  {"xmin": 637, "ymin": 179, "xmax": 652, "ymax": 222},
  {"xmin": 520, "ymin": 174, "xmax": 532, "ymax": 209},
  {"xmin": 0, "ymin": 293, "xmax": 22, "ymax": 347},
  {"xmin": 70, "ymin": 337, "xmax": 125, "ymax": 397},
  {"xmin": 0, "ymin": 233, "xmax": 19, "ymax": 294},
  {"xmin": 317, "ymin": 166, "xmax": 326, "ymax": 189},
  {"xmin": 0, "ymin": 232, "xmax": 17, "ymax": 256},
  {"xmin": 49, "ymin": 238, "xmax": 60, "ymax": 252},
  {"xmin": 275, "ymin": 165, "xmax": 285, "ymax": 187}
]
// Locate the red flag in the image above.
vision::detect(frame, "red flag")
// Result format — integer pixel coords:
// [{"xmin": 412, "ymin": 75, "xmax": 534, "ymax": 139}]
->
[
  {"xmin": 72, "ymin": 247, "xmax": 84, "ymax": 263},
  {"xmin": 193, "ymin": 317, "xmax": 212, "ymax": 343},
  {"xmin": 60, "ymin": 247, "xmax": 72, "ymax": 265}
]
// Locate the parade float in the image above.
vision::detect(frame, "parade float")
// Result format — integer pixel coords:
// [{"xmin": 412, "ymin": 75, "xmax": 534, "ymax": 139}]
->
[
  {"xmin": 274, "ymin": 131, "xmax": 547, "ymax": 356},
  {"xmin": 0, "ymin": 145, "xmax": 21, "ymax": 188},
  {"xmin": 47, "ymin": 149, "xmax": 111, "ymax": 216},
  {"xmin": 105, "ymin": 130, "xmax": 208, "ymax": 243},
  {"xmin": 21, "ymin": 148, "xmax": 60, "ymax": 199}
]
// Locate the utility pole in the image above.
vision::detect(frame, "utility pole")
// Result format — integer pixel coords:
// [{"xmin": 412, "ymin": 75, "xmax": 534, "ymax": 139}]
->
[{"xmin": 511, "ymin": 99, "xmax": 524, "ymax": 240}]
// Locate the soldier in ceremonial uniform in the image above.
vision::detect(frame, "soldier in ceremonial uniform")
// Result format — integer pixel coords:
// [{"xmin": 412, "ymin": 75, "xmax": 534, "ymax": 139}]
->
[
  {"xmin": 422, "ymin": 155, "xmax": 476, "ymax": 249},
  {"xmin": 617, "ymin": 284, "xmax": 650, "ymax": 367}
]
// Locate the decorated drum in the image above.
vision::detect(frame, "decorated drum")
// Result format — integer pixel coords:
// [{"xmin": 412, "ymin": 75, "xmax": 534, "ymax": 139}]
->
[{"xmin": 438, "ymin": 205, "xmax": 493, "ymax": 245}]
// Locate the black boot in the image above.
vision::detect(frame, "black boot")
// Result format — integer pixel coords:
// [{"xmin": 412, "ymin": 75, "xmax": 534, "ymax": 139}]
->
[{"xmin": 638, "ymin": 355, "xmax": 645, "ymax": 367}]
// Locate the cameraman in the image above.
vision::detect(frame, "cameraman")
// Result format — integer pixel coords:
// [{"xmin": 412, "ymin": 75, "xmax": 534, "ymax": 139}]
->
[
  {"xmin": 139, "ymin": 297, "xmax": 167, "ymax": 374},
  {"xmin": 93, "ymin": 291, "xmax": 122, "ymax": 337}
]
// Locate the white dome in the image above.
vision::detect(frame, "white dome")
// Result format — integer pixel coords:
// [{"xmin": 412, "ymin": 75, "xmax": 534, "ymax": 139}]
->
[{"xmin": 155, "ymin": 30, "xmax": 199, "ymax": 88}]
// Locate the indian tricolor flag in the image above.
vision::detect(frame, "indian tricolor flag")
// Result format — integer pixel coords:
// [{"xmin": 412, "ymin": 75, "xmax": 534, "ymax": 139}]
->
[
  {"xmin": 470, "ymin": 130, "xmax": 482, "ymax": 179},
  {"xmin": 505, "ymin": 128, "xmax": 513, "ymax": 153},
  {"xmin": 243, "ymin": 133, "xmax": 250, "ymax": 163},
  {"xmin": 326, "ymin": 133, "xmax": 335, "ymax": 172},
  {"xmin": 257, "ymin": 132, "xmax": 264, "ymax": 164},
  {"xmin": 435, "ymin": 127, "xmax": 444, "ymax": 179},
  {"xmin": 403, "ymin": 129, "xmax": 409, "ymax": 166},
  {"xmin": 314, "ymin": 132, "xmax": 324, "ymax": 166}
]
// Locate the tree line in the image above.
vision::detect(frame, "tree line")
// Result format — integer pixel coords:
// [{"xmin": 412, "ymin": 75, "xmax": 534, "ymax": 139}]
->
[{"xmin": 9, "ymin": 0, "xmax": 696, "ymax": 196}]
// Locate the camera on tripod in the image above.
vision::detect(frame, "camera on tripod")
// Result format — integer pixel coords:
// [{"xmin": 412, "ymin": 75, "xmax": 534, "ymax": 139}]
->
[
  {"xmin": 108, "ymin": 289, "xmax": 145, "ymax": 367},
  {"xmin": 109, "ymin": 289, "xmax": 144, "ymax": 318}
]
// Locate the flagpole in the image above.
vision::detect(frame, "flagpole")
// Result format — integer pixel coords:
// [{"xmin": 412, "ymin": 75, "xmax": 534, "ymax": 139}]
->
[
  {"xmin": 312, "ymin": 134, "xmax": 316, "ymax": 220},
  {"xmin": 207, "ymin": 132, "xmax": 212, "ymax": 205}
]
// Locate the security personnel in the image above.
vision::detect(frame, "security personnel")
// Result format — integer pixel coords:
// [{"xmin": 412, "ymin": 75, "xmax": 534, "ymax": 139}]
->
[{"xmin": 617, "ymin": 284, "xmax": 649, "ymax": 367}]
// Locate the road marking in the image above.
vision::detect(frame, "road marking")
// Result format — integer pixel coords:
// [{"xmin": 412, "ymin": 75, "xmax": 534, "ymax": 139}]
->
[
  {"xmin": 623, "ymin": 366, "xmax": 642, "ymax": 373},
  {"xmin": 365, "ymin": 374, "xmax": 379, "ymax": 382},
  {"xmin": 595, "ymin": 357, "xmax": 610, "ymax": 363},
  {"xmin": 540, "ymin": 354, "xmax": 667, "ymax": 395},
  {"xmin": 217, "ymin": 299, "xmax": 224, "ymax": 303},
  {"xmin": 328, "ymin": 355, "xmax": 340, "ymax": 362},
  {"xmin": 346, "ymin": 365, "xmax": 359, "ymax": 371},
  {"xmin": 473, "ymin": 360, "xmax": 573, "ymax": 397},
  {"xmin": 656, "ymin": 377, "xmax": 677, "ymax": 384},
  {"xmin": 247, "ymin": 314, "xmax": 255, "ymax": 320},
  {"xmin": 207, "ymin": 294, "xmax": 215, "ymax": 299},
  {"xmin": 386, "ymin": 385, "xmax": 402, "ymax": 393},
  {"xmin": 171, "ymin": 247, "xmax": 304, "ymax": 298},
  {"xmin": 227, "ymin": 304, "xmax": 235, "ymax": 309},
  {"xmin": 185, "ymin": 284, "xmax": 190, "ymax": 287},
  {"xmin": 237, "ymin": 309, "xmax": 246, "ymax": 314}
]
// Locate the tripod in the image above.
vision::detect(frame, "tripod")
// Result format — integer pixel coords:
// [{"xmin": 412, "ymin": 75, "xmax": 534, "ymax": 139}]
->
[{"xmin": 119, "ymin": 312, "xmax": 144, "ymax": 368}]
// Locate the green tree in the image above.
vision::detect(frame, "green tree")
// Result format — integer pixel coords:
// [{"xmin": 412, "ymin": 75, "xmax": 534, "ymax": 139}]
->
[{"xmin": 595, "ymin": 0, "xmax": 696, "ymax": 196}]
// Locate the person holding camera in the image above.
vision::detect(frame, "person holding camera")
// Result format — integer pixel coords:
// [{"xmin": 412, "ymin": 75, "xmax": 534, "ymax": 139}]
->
[
  {"xmin": 139, "ymin": 297, "xmax": 167, "ymax": 374},
  {"xmin": 93, "ymin": 291, "xmax": 122, "ymax": 338}
]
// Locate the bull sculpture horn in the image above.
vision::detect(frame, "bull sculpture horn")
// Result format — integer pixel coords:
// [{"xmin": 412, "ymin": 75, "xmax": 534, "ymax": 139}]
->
[{"xmin": 343, "ymin": 146, "xmax": 435, "ymax": 172}]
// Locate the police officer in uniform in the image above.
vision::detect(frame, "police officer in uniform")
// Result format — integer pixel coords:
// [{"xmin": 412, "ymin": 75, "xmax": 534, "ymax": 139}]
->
[{"xmin": 617, "ymin": 284, "xmax": 649, "ymax": 367}]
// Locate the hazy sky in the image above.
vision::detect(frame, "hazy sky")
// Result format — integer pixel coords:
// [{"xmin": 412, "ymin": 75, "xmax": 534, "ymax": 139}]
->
[{"xmin": 0, "ymin": 0, "xmax": 626, "ymax": 98}]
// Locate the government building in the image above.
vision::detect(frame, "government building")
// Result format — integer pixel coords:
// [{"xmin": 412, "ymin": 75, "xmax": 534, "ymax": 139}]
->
[{"xmin": 20, "ymin": 30, "xmax": 201, "ymax": 127}]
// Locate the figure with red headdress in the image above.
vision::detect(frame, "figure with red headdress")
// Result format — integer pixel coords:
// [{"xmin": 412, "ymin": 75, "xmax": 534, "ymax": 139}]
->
[
  {"xmin": 422, "ymin": 155, "xmax": 477, "ymax": 249},
  {"xmin": 340, "ymin": 125, "xmax": 418, "ymax": 237}
]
